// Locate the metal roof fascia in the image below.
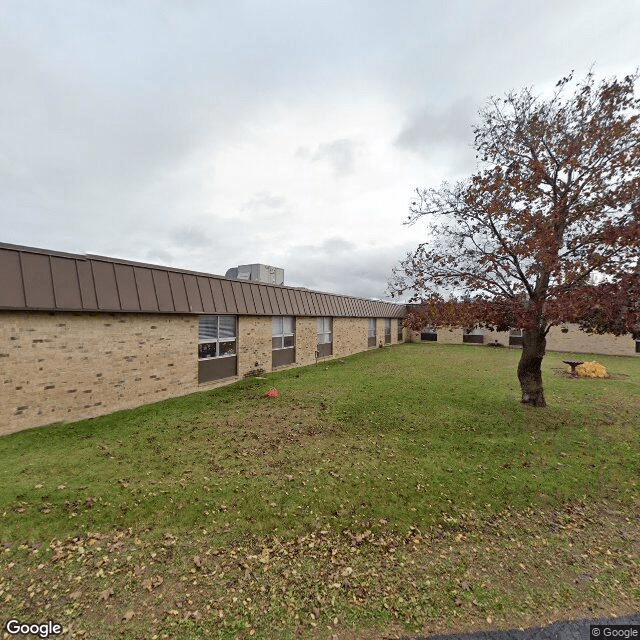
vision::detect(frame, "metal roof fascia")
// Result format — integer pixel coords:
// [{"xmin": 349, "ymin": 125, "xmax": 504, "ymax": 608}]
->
[
  {"xmin": 50, "ymin": 256, "xmax": 83, "ymax": 310},
  {"xmin": 183, "ymin": 274, "xmax": 204, "ymax": 313},
  {"xmin": 196, "ymin": 276, "xmax": 215, "ymax": 313},
  {"xmin": 231, "ymin": 281, "xmax": 247, "ymax": 315}
]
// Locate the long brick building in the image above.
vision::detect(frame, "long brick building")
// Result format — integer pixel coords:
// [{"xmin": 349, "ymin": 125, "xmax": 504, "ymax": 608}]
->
[
  {"xmin": 1, "ymin": 242, "xmax": 637, "ymax": 436},
  {"xmin": 0, "ymin": 243, "xmax": 405, "ymax": 435}
]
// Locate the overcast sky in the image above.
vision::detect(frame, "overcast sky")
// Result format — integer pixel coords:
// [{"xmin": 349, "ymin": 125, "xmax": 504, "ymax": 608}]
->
[{"xmin": 1, "ymin": 1, "xmax": 639, "ymax": 300}]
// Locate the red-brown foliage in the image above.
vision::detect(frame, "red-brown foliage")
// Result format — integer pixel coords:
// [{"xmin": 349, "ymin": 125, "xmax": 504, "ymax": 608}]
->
[{"xmin": 390, "ymin": 71, "xmax": 640, "ymax": 406}]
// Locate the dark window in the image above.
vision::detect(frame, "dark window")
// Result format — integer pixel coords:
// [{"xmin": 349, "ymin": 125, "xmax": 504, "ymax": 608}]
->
[
  {"xmin": 384, "ymin": 318, "xmax": 391, "ymax": 344},
  {"xmin": 368, "ymin": 318, "xmax": 376, "ymax": 348},
  {"xmin": 509, "ymin": 328, "xmax": 524, "ymax": 347},
  {"xmin": 397, "ymin": 318, "xmax": 403, "ymax": 341},
  {"xmin": 463, "ymin": 328, "xmax": 484, "ymax": 344},
  {"xmin": 421, "ymin": 326, "xmax": 437, "ymax": 341}
]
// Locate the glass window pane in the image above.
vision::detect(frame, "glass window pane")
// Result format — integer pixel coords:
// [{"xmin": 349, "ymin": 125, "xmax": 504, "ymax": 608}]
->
[
  {"xmin": 219, "ymin": 340, "xmax": 236, "ymax": 357},
  {"xmin": 317, "ymin": 317, "xmax": 323, "ymax": 333},
  {"xmin": 199, "ymin": 316, "xmax": 218, "ymax": 341},
  {"xmin": 219, "ymin": 316, "xmax": 236, "ymax": 338},
  {"xmin": 272, "ymin": 316, "xmax": 282, "ymax": 336},
  {"xmin": 325, "ymin": 318, "xmax": 331, "ymax": 333},
  {"xmin": 283, "ymin": 335, "xmax": 294, "ymax": 348},
  {"xmin": 283, "ymin": 316, "xmax": 294, "ymax": 334},
  {"xmin": 198, "ymin": 342, "xmax": 217, "ymax": 359},
  {"xmin": 272, "ymin": 336, "xmax": 282, "ymax": 349}
]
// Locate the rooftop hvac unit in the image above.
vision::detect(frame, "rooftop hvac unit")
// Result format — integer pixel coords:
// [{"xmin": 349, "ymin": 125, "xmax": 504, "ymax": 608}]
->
[{"xmin": 225, "ymin": 264, "xmax": 284, "ymax": 285}]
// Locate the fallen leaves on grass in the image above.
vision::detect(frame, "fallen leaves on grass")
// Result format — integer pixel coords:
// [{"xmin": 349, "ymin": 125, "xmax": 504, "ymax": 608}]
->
[{"xmin": 1, "ymin": 500, "xmax": 638, "ymax": 640}]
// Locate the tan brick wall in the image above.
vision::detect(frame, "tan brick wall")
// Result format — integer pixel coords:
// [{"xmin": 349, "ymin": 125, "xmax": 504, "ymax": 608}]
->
[
  {"xmin": 409, "ymin": 326, "xmax": 461, "ymax": 343},
  {"xmin": 480, "ymin": 326, "xmax": 637, "ymax": 356},
  {"xmin": 237, "ymin": 316, "xmax": 273, "ymax": 376},
  {"xmin": 483, "ymin": 329, "xmax": 507, "ymax": 345},
  {"xmin": 1, "ymin": 311, "xmax": 410, "ymax": 436},
  {"xmin": 390, "ymin": 319, "xmax": 399, "ymax": 345},
  {"xmin": 294, "ymin": 317, "xmax": 317, "ymax": 366},
  {"xmin": 374, "ymin": 318, "xmax": 385, "ymax": 348},
  {"xmin": 408, "ymin": 322, "xmax": 637, "ymax": 357},
  {"xmin": 437, "ymin": 327, "xmax": 463, "ymax": 344},
  {"xmin": 0, "ymin": 311, "xmax": 198, "ymax": 436},
  {"xmin": 334, "ymin": 318, "xmax": 369, "ymax": 357},
  {"xmin": 546, "ymin": 323, "xmax": 636, "ymax": 357}
]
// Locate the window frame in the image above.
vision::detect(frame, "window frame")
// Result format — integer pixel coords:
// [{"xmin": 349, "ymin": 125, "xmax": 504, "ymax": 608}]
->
[
  {"xmin": 317, "ymin": 317, "xmax": 332, "ymax": 345},
  {"xmin": 368, "ymin": 318, "xmax": 376, "ymax": 339},
  {"xmin": 463, "ymin": 326, "xmax": 484, "ymax": 344},
  {"xmin": 368, "ymin": 318, "xmax": 377, "ymax": 348},
  {"xmin": 384, "ymin": 318, "xmax": 391, "ymax": 343},
  {"xmin": 420, "ymin": 326, "xmax": 438, "ymax": 342},
  {"xmin": 508, "ymin": 327, "xmax": 524, "ymax": 347},
  {"xmin": 272, "ymin": 316, "xmax": 295, "ymax": 350},
  {"xmin": 198, "ymin": 315, "xmax": 237, "ymax": 361}
]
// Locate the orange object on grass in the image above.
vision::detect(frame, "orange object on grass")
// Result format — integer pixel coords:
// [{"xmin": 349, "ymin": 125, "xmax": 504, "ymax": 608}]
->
[{"xmin": 265, "ymin": 388, "xmax": 278, "ymax": 398}]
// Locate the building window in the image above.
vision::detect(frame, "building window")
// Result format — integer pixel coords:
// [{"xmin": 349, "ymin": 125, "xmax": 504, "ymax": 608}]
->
[
  {"xmin": 272, "ymin": 316, "xmax": 295, "ymax": 349},
  {"xmin": 509, "ymin": 328, "xmax": 524, "ymax": 347},
  {"xmin": 368, "ymin": 318, "xmax": 376, "ymax": 348},
  {"xmin": 317, "ymin": 317, "xmax": 333, "ymax": 357},
  {"xmin": 272, "ymin": 316, "xmax": 296, "ymax": 367},
  {"xmin": 463, "ymin": 327, "xmax": 484, "ymax": 344},
  {"xmin": 420, "ymin": 326, "xmax": 437, "ymax": 341},
  {"xmin": 384, "ymin": 318, "xmax": 391, "ymax": 343},
  {"xmin": 397, "ymin": 318, "xmax": 404, "ymax": 341},
  {"xmin": 198, "ymin": 315, "xmax": 237, "ymax": 383},
  {"xmin": 198, "ymin": 315, "xmax": 236, "ymax": 359}
]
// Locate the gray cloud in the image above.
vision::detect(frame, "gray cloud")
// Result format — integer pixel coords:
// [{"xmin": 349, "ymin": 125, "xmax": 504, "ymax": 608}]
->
[
  {"xmin": 394, "ymin": 99, "xmax": 479, "ymax": 176},
  {"xmin": 145, "ymin": 248, "xmax": 174, "ymax": 266},
  {"xmin": 395, "ymin": 98, "xmax": 476, "ymax": 153},
  {"xmin": 311, "ymin": 139, "xmax": 357, "ymax": 177},
  {"xmin": 171, "ymin": 226, "xmax": 215, "ymax": 250},
  {"xmin": 281, "ymin": 239, "xmax": 416, "ymax": 300}
]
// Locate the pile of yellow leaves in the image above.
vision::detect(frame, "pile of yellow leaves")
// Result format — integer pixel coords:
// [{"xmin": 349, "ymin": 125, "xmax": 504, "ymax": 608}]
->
[{"xmin": 574, "ymin": 361, "xmax": 608, "ymax": 378}]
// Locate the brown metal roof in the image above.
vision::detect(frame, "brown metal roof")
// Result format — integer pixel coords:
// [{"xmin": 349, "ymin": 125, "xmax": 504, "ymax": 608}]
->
[{"xmin": 0, "ymin": 242, "xmax": 406, "ymax": 318}]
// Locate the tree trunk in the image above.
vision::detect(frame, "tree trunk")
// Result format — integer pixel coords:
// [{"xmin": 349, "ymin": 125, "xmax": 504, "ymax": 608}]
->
[{"xmin": 518, "ymin": 328, "xmax": 547, "ymax": 407}]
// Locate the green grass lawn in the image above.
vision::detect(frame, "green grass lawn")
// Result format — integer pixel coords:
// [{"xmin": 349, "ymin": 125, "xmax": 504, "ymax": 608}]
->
[{"xmin": 1, "ymin": 343, "xmax": 639, "ymax": 639}]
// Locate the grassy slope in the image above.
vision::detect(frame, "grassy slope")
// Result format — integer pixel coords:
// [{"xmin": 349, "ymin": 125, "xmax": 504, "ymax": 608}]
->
[{"xmin": 0, "ymin": 343, "xmax": 638, "ymax": 638}]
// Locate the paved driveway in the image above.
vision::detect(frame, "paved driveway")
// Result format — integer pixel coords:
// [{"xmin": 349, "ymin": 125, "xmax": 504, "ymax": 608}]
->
[{"xmin": 406, "ymin": 614, "xmax": 639, "ymax": 640}]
